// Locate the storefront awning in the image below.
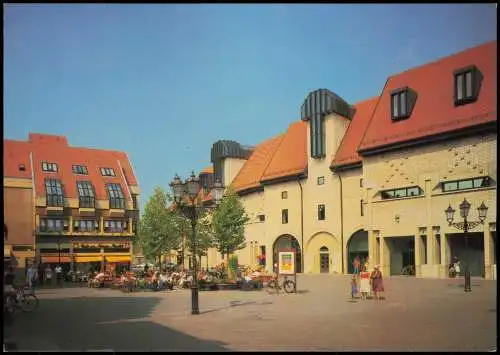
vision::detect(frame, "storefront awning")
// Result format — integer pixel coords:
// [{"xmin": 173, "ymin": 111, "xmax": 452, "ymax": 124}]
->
[
  {"xmin": 43, "ymin": 256, "xmax": 71, "ymax": 263},
  {"xmin": 106, "ymin": 256, "xmax": 131, "ymax": 263},
  {"xmin": 76, "ymin": 256, "xmax": 103, "ymax": 263}
]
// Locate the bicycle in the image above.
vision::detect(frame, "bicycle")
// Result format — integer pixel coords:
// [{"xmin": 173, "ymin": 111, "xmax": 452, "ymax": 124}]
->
[
  {"xmin": 266, "ymin": 275, "xmax": 296, "ymax": 294},
  {"xmin": 5, "ymin": 286, "xmax": 39, "ymax": 316}
]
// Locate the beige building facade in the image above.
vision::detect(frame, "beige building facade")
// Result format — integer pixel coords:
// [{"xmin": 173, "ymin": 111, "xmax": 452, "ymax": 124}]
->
[{"xmin": 197, "ymin": 41, "xmax": 496, "ymax": 279}]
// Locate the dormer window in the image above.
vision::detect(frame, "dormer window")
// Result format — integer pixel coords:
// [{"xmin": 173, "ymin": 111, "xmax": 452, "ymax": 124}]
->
[
  {"xmin": 101, "ymin": 167, "xmax": 115, "ymax": 177},
  {"xmin": 45, "ymin": 178, "xmax": 64, "ymax": 207},
  {"xmin": 73, "ymin": 165, "xmax": 88, "ymax": 175},
  {"xmin": 77, "ymin": 181, "xmax": 95, "ymax": 208},
  {"xmin": 106, "ymin": 183, "xmax": 125, "ymax": 209},
  {"xmin": 391, "ymin": 87, "xmax": 417, "ymax": 121},
  {"xmin": 42, "ymin": 162, "xmax": 58, "ymax": 172},
  {"xmin": 454, "ymin": 65, "xmax": 483, "ymax": 106}
]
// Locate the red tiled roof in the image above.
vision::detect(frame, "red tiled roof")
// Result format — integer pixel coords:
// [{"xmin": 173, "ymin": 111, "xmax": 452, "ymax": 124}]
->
[
  {"xmin": 331, "ymin": 97, "xmax": 379, "ymax": 168},
  {"xmin": 359, "ymin": 41, "xmax": 497, "ymax": 153},
  {"xmin": 3, "ymin": 133, "xmax": 139, "ymax": 201},
  {"xmin": 231, "ymin": 134, "xmax": 284, "ymax": 192},
  {"xmin": 3, "ymin": 140, "xmax": 33, "ymax": 179},
  {"xmin": 260, "ymin": 121, "xmax": 308, "ymax": 182}
]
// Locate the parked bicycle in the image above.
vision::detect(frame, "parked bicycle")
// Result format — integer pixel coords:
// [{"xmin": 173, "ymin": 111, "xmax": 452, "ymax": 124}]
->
[
  {"xmin": 4, "ymin": 286, "xmax": 39, "ymax": 317},
  {"xmin": 266, "ymin": 275, "xmax": 296, "ymax": 294}
]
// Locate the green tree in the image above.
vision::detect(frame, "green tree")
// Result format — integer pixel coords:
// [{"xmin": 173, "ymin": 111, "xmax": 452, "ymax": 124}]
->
[
  {"xmin": 184, "ymin": 210, "xmax": 215, "ymax": 267},
  {"xmin": 211, "ymin": 186, "xmax": 249, "ymax": 261},
  {"xmin": 138, "ymin": 186, "xmax": 181, "ymax": 267}
]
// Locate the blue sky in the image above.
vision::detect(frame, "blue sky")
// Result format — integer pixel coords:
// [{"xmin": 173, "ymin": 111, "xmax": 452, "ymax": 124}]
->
[{"xmin": 4, "ymin": 4, "xmax": 497, "ymax": 204}]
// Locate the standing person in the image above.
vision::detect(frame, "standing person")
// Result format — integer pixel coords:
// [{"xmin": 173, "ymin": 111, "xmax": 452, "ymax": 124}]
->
[
  {"xmin": 350, "ymin": 274, "xmax": 359, "ymax": 300},
  {"xmin": 45, "ymin": 265, "xmax": 53, "ymax": 287},
  {"xmin": 353, "ymin": 255, "xmax": 361, "ymax": 275},
  {"xmin": 370, "ymin": 265, "xmax": 385, "ymax": 301},
  {"xmin": 26, "ymin": 264, "xmax": 36, "ymax": 291},
  {"xmin": 55, "ymin": 264, "xmax": 63, "ymax": 287},
  {"xmin": 359, "ymin": 266, "xmax": 371, "ymax": 300},
  {"xmin": 364, "ymin": 256, "xmax": 370, "ymax": 272},
  {"xmin": 38, "ymin": 264, "xmax": 44, "ymax": 287}
]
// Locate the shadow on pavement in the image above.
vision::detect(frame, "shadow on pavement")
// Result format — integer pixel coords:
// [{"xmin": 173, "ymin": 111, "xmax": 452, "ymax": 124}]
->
[
  {"xmin": 201, "ymin": 300, "xmax": 274, "ymax": 315},
  {"xmin": 4, "ymin": 296, "xmax": 228, "ymax": 351}
]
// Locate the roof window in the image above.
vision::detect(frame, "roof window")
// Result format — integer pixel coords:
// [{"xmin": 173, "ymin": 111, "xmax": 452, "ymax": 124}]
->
[
  {"xmin": 454, "ymin": 65, "xmax": 483, "ymax": 106},
  {"xmin": 391, "ymin": 87, "xmax": 417, "ymax": 121}
]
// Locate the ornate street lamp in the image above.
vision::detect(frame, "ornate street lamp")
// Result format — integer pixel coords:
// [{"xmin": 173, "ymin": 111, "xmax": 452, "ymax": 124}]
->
[
  {"xmin": 170, "ymin": 172, "xmax": 224, "ymax": 315},
  {"xmin": 445, "ymin": 199, "xmax": 488, "ymax": 292}
]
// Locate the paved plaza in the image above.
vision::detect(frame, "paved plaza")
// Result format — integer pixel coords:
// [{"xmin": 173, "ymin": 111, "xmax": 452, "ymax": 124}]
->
[{"xmin": 4, "ymin": 275, "xmax": 497, "ymax": 352}]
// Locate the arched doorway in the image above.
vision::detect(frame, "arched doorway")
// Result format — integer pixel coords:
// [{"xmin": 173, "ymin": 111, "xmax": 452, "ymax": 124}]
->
[
  {"xmin": 319, "ymin": 246, "xmax": 329, "ymax": 273},
  {"xmin": 347, "ymin": 230, "xmax": 368, "ymax": 274},
  {"xmin": 273, "ymin": 234, "xmax": 302, "ymax": 273}
]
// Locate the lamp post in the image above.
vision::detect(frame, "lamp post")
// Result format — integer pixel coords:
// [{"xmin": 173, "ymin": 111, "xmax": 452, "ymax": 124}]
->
[
  {"xmin": 170, "ymin": 171, "xmax": 224, "ymax": 315},
  {"xmin": 445, "ymin": 199, "xmax": 488, "ymax": 292}
]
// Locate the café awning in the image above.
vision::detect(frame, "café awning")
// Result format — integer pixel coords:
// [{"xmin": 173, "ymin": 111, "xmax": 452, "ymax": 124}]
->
[
  {"xmin": 106, "ymin": 256, "xmax": 131, "ymax": 263},
  {"xmin": 42, "ymin": 256, "xmax": 71, "ymax": 263},
  {"xmin": 76, "ymin": 256, "xmax": 103, "ymax": 263}
]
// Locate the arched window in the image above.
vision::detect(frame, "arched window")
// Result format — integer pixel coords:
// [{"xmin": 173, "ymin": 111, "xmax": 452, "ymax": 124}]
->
[{"xmin": 320, "ymin": 246, "xmax": 329, "ymax": 253}]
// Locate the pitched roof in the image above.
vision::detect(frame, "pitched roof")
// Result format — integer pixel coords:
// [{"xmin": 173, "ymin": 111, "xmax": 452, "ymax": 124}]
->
[
  {"xmin": 3, "ymin": 140, "xmax": 33, "ymax": 179},
  {"xmin": 3, "ymin": 133, "xmax": 139, "ymax": 200},
  {"xmin": 260, "ymin": 120, "xmax": 308, "ymax": 182},
  {"xmin": 331, "ymin": 97, "xmax": 379, "ymax": 169},
  {"xmin": 359, "ymin": 41, "xmax": 497, "ymax": 153},
  {"xmin": 231, "ymin": 134, "xmax": 284, "ymax": 192}
]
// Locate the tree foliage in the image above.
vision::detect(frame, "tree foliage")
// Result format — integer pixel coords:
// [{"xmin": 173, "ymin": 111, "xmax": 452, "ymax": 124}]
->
[
  {"xmin": 138, "ymin": 186, "xmax": 181, "ymax": 265},
  {"xmin": 211, "ymin": 186, "xmax": 249, "ymax": 259},
  {"xmin": 184, "ymin": 210, "xmax": 215, "ymax": 261}
]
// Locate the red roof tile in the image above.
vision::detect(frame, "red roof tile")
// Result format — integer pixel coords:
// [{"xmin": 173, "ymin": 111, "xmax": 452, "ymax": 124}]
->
[
  {"xmin": 231, "ymin": 134, "xmax": 284, "ymax": 192},
  {"xmin": 359, "ymin": 41, "xmax": 497, "ymax": 153},
  {"xmin": 260, "ymin": 121, "xmax": 308, "ymax": 182},
  {"xmin": 3, "ymin": 140, "xmax": 33, "ymax": 179},
  {"xmin": 3, "ymin": 133, "xmax": 139, "ymax": 201},
  {"xmin": 331, "ymin": 97, "xmax": 379, "ymax": 168}
]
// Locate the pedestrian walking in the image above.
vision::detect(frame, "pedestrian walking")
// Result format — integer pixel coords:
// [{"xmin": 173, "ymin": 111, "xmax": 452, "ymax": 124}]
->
[
  {"xmin": 370, "ymin": 265, "xmax": 385, "ymax": 300},
  {"xmin": 26, "ymin": 264, "xmax": 36, "ymax": 291}
]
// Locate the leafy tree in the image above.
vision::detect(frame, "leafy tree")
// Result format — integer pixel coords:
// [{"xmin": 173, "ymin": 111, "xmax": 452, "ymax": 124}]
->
[
  {"xmin": 138, "ymin": 186, "xmax": 181, "ymax": 267},
  {"xmin": 184, "ymin": 210, "xmax": 215, "ymax": 267},
  {"xmin": 211, "ymin": 186, "xmax": 249, "ymax": 261}
]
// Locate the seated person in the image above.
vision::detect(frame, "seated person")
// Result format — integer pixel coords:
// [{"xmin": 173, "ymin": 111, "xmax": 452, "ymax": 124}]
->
[{"xmin": 242, "ymin": 273, "xmax": 258, "ymax": 289}]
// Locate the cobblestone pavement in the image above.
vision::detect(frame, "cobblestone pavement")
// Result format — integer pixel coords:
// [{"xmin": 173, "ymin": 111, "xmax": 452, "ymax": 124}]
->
[{"xmin": 3, "ymin": 275, "xmax": 497, "ymax": 351}]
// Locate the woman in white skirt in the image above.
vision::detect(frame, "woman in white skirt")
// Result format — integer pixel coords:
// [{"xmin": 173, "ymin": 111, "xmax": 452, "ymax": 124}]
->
[{"xmin": 359, "ymin": 266, "xmax": 371, "ymax": 300}]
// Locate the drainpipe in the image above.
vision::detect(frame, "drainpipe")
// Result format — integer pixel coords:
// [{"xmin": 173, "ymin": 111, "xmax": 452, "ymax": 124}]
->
[
  {"xmin": 338, "ymin": 174, "xmax": 344, "ymax": 274},
  {"xmin": 297, "ymin": 178, "xmax": 304, "ymax": 273}
]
